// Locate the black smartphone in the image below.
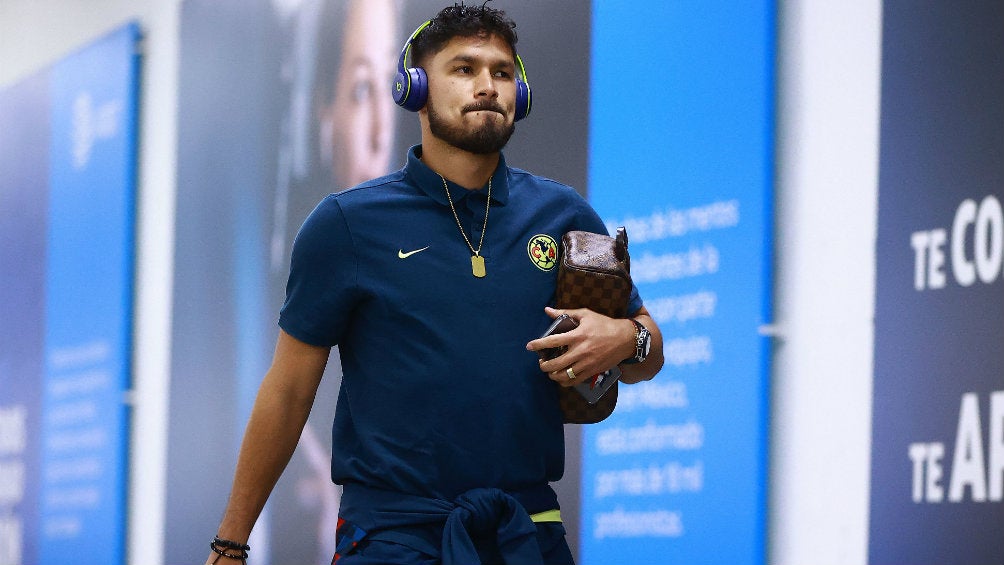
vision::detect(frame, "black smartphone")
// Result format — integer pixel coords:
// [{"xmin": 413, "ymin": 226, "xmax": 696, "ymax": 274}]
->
[
  {"xmin": 573, "ymin": 366, "xmax": 621, "ymax": 404},
  {"xmin": 536, "ymin": 314, "xmax": 621, "ymax": 404},
  {"xmin": 537, "ymin": 314, "xmax": 578, "ymax": 361}
]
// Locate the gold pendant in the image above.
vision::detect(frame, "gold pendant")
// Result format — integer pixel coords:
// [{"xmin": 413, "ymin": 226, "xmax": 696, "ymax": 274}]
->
[{"xmin": 471, "ymin": 254, "xmax": 486, "ymax": 278}]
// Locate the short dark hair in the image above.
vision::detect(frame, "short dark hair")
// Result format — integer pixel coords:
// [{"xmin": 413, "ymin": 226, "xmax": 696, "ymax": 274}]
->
[{"xmin": 411, "ymin": 2, "xmax": 518, "ymax": 68}]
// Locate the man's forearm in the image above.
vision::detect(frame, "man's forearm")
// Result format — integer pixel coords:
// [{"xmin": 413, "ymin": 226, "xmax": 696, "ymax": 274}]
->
[
  {"xmin": 213, "ymin": 377, "xmax": 315, "ymax": 542},
  {"xmin": 209, "ymin": 330, "xmax": 330, "ymax": 552}
]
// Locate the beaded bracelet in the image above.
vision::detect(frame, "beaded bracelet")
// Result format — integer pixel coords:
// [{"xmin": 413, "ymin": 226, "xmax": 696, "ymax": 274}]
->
[
  {"xmin": 210, "ymin": 537, "xmax": 249, "ymax": 564},
  {"xmin": 214, "ymin": 537, "xmax": 250, "ymax": 552}
]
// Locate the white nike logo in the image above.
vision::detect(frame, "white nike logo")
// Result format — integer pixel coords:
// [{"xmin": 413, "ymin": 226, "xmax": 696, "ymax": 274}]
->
[{"xmin": 398, "ymin": 246, "xmax": 430, "ymax": 259}]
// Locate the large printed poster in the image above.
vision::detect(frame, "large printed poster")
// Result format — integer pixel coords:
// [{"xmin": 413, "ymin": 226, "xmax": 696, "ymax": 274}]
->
[
  {"xmin": 870, "ymin": 2, "xmax": 1004, "ymax": 564},
  {"xmin": 165, "ymin": 1, "xmax": 590, "ymax": 563},
  {"xmin": 0, "ymin": 23, "xmax": 139, "ymax": 565},
  {"xmin": 584, "ymin": 2, "xmax": 774, "ymax": 564}
]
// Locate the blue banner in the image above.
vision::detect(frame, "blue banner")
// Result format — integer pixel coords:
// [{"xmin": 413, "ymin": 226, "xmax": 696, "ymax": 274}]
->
[
  {"xmin": 583, "ymin": 3, "xmax": 774, "ymax": 563},
  {"xmin": 0, "ymin": 22, "xmax": 139, "ymax": 565},
  {"xmin": 40, "ymin": 22, "xmax": 139, "ymax": 565}
]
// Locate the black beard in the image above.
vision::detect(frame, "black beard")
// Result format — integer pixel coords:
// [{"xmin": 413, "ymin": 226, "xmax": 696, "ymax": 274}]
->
[{"xmin": 427, "ymin": 97, "xmax": 516, "ymax": 154}]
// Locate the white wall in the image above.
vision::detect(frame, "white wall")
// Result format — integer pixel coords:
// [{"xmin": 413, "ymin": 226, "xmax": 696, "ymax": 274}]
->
[
  {"xmin": 0, "ymin": 1, "xmax": 882, "ymax": 563},
  {"xmin": 771, "ymin": 1, "xmax": 881, "ymax": 564}
]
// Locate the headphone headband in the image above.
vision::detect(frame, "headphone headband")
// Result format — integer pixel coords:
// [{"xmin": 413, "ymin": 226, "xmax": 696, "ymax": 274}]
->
[{"xmin": 391, "ymin": 20, "xmax": 532, "ymax": 121}]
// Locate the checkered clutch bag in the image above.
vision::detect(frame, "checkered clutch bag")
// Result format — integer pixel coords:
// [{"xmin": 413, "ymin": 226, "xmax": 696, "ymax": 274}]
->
[{"xmin": 555, "ymin": 228, "xmax": 631, "ymax": 423}]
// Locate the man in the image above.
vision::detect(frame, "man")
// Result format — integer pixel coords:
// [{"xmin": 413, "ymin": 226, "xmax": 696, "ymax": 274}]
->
[{"xmin": 206, "ymin": 4, "xmax": 663, "ymax": 565}]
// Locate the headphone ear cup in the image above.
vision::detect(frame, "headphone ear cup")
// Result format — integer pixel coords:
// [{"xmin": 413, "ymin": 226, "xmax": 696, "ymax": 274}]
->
[
  {"xmin": 394, "ymin": 67, "xmax": 428, "ymax": 112},
  {"xmin": 392, "ymin": 69, "xmax": 409, "ymax": 107},
  {"xmin": 514, "ymin": 78, "xmax": 531, "ymax": 121}
]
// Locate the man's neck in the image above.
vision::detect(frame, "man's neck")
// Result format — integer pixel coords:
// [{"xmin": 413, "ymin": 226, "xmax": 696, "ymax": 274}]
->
[{"xmin": 419, "ymin": 134, "xmax": 500, "ymax": 190}]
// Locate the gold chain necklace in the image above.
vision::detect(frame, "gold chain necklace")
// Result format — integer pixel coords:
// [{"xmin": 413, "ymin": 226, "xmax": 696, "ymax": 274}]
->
[{"xmin": 440, "ymin": 174, "xmax": 490, "ymax": 278}]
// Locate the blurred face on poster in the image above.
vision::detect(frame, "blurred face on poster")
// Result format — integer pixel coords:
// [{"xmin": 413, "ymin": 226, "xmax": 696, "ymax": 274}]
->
[{"xmin": 319, "ymin": 0, "xmax": 398, "ymax": 188}]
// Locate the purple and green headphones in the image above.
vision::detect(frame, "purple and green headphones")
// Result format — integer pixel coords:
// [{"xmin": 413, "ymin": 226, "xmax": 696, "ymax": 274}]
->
[{"xmin": 391, "ymin": 20, "xmax": 532, "ymax": 121}]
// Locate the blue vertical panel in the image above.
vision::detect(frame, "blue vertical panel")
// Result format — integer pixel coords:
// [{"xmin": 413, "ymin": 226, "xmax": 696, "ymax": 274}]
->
[
  {"xmin": 39, "ymin": 23, "xmax": 140, "ymax": 565},
  {"xmin": 583, "ymin": 3, "xmax": 774, "ymax": 564},
  {"xmin": 0, "ymin": 70, "xmax": 50, "ymax": 565}
]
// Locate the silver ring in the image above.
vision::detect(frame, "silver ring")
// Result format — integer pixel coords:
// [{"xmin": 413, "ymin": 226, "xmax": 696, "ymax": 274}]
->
[{"xmin": 566, "ymin": 367, "xmax": 576, "ymax": 381}]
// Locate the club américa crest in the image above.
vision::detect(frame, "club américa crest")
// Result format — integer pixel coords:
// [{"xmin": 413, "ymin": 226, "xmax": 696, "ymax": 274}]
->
[{"xmin": 527, "ymin": 234, "xmax": 558, "ymax": 271}]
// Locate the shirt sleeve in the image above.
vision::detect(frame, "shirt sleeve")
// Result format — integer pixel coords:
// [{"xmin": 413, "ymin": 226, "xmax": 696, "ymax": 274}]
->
[{"xmin": 278, "ymin": 195, "xmax": 359, "ymax": 347}]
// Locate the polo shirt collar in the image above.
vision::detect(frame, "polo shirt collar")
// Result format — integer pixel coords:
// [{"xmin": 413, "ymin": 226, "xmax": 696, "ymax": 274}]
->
[{"xmin": 406, "ymin": 145, "xmax": 510, "ymax": 207}]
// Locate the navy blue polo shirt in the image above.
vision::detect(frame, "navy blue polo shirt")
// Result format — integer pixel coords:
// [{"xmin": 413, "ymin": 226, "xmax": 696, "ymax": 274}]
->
[{"xmin": 279, "ymin": 145, "xmax": 642, "ymax": 501}]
